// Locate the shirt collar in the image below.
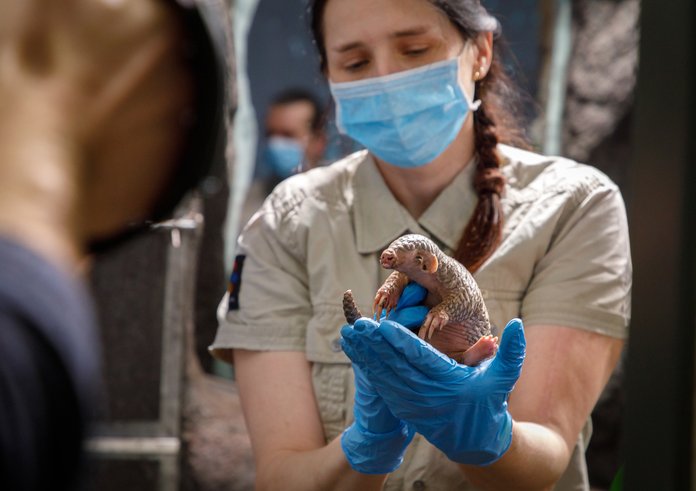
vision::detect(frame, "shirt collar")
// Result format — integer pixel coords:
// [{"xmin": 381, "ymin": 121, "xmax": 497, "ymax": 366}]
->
[
  {"xmin": 352, "ymin": 153, "xmax": 479, "ymax": 254},
  {"xmin": 419, "ymin": 155, "xmax": 478, "ymax": 251},
  {"xmin": 353, "ymin": 153, "xmax": 417, "ymax": 254}
]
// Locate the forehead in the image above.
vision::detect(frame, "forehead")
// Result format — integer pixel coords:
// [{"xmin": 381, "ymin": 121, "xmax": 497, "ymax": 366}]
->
[
  {"xmin": 266, "ymin": 101, "xmax": 314, "ymax": 129},
  {"xmin": 322, "ymin": 0, "xmax": 457, "ymax": 49}
]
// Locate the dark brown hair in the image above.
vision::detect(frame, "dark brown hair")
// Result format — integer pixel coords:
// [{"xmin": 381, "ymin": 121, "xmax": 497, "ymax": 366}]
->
[
  {"xmin": 309, "ymin": 0, "xmax": 528, "ymax": 272},
  {"xmin": 271, "ymin": 88, "xmax": 325, "ymax": 133}
]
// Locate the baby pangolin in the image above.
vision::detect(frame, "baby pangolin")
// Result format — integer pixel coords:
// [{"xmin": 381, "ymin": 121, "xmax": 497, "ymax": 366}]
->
[{"xmin": 343, "ymin": 233, "xmax": 498, "ymax": 366}]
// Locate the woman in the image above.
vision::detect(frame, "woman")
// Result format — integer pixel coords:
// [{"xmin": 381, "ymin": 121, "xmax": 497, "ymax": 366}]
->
[{"xmin": 210, "ymin": 0, "xmax": 631, "ymax": 489}]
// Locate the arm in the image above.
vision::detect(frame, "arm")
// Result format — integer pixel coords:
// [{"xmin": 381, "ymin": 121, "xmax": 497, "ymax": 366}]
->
[
  {"xmin": 461, "ymin": 324, "xmax": 623, "ymax": 490},
  {"xmin": 374, "ymin": 270, "xmax": 410, "ymax": 318},
  {"xmin": 233, "ymin": 349, "xmax": 388, "ymax": 491},
  {"xmin": 466, "ymin": 179, "xmax": 630, "ymax": 489}
]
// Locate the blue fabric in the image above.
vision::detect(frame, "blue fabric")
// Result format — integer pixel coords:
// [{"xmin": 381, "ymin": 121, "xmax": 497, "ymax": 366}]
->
[
  {"xmin": 0, "ymin": 237, "xmax": 99, "ymax": 490},
  {"xmin": 329, "ymin": 57, "xmax": 476, "ymax": 168},
  {"xmin": 263, "ymin": 136, "xmax": 303, "ymax": 179},
  {"xmin": 342, "ymin": 315, "xmax": 526, "ymax": 466}
]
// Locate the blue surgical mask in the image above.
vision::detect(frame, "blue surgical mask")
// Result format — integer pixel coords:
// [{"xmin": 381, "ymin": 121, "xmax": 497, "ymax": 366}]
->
[
  {"xmin": 329, "ymin": 57, "xmax": 479, "ymax": 168},
  {"xmin": 264, "ymin": 136, "xmax": 304, "ymax": 179}
]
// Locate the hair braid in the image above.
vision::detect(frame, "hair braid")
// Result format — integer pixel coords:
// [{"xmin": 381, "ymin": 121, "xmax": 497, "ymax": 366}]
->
[{"xmin": 454, "ymin": 70, "xmax": 506, "ymax": 273}]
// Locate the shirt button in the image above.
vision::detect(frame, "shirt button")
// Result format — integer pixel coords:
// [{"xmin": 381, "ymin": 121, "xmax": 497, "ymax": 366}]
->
[
  {"xmin": 330, "ymin": 338, "xmax": 343, "ymax": 352},
  {"xmin": 413, "ymin": 480, "xmax": 426, "ymax": 490}
]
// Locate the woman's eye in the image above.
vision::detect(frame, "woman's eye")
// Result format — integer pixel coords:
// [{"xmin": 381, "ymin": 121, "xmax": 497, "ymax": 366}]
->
[
  {"xmin": 344, "ymin": 59, "xmax": 369, "ymax": 72},
  {"xmin": 404, "ymin": 47, "xmax": 429, "ymax": 57}
]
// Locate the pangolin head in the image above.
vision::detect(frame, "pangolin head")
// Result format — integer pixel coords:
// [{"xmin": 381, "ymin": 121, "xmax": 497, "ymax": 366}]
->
[{"xmin": 380, "ymin": 234, "xmax": 441, "ymax": 273}]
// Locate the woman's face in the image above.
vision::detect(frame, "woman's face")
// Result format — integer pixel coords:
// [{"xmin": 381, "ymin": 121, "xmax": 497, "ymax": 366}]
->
[{"xmin": 322, "ymin": 0, "xmax": 484, "ymax": 88}]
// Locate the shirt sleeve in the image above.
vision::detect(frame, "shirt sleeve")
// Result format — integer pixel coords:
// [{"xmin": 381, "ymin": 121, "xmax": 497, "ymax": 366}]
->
[
  {"xmin": 210, "ymin": 192, "xmax": 312, "ymax": 358},
  {"xmin": 520, "ymin": 180, "xmax": 632, "ymax": 338}
]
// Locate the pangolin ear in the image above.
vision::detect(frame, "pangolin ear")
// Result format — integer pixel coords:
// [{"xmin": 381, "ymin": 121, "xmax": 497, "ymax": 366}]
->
[{"xmin": 421, "ymin": 253, "xmax": 438, "ymax": 273}]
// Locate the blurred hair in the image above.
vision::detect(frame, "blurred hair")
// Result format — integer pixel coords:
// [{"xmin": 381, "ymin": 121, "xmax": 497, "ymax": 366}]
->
[
  {"xmin": 308, "ymin": 0, "xmax": 530, "ymax": 272},
  {"xmin": 270, "ymin": 88, "xmax": 325, "ymax": 133}
]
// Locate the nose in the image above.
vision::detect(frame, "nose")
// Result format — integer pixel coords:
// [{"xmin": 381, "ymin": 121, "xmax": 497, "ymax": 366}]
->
[
  {"xmin": 373, "ymin": 54, "xmax": 409, "ymax": 78},
  {"xmin": 380, "ymin": 249, "xmax": 396, "ymax": 268}
]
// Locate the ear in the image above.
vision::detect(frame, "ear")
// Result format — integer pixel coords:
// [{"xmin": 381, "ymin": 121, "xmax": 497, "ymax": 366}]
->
[
  {"xmin": 421, "ymin": 252, "xmax": 438, "ymax": 274},
  {"xmin": 474, "ymin": 31, "xmax": 494, "ymax": 79}
]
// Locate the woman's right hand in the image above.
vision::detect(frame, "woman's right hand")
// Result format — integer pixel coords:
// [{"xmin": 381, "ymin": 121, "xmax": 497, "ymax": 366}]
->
[
  {"xmin": 340, "ymin": 285, "xmax": 430, "ymax": 474},
  {"xmin": 340, "ymin": 318, "xmax": 414, "ymax": 474}
]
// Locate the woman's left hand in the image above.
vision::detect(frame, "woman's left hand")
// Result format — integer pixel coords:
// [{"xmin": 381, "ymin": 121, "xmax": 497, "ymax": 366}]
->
[{"xmin": 341, "ymin": 317, "xmax": 526, "ymax": 466}]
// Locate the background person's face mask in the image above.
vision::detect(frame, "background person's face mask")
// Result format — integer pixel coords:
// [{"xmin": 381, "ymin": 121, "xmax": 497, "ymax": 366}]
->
[
  {"xmin": 264, "ymin": 136, "xmax": 304, "ymax": 179},
  {"xmin": 329, "ymin": 56, "xmax": 479, "ymax": 168}
]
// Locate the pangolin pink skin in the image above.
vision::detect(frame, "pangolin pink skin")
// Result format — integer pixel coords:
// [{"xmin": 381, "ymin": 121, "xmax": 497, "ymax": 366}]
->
[{"xmin": 343, "ymin": 234, "xmax": 498, "ymax": 366}]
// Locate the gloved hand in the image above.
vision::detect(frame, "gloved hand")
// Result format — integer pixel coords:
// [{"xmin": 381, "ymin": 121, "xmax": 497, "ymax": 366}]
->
[
  {"xmin": 340, "ymin": 283, "xmax": 427, "ymax": 474},
  {"xmin": 340, "ymin": 319, "xmax": 413, "ymax": 474},
  {"xmin": 380, "ymin": 282, "xmax": 429, "ymax": 329},
  {"xmin": 342, "ymin": 316, "xmax": 526, "ymax": 466}
]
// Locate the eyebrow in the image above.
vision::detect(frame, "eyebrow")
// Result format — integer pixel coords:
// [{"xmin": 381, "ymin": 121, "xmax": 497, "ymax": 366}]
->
[
  {"xmin": 332, "ymin": 26, "xmax": 432, "ymax": 53},
  {"xmin": 392, "ymin": 26, "xmax": 431, "ymax": 38}
]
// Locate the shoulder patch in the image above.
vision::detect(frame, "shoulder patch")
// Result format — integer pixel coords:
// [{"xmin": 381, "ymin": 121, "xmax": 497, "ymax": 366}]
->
[{"xmin": 227, "ymin": 255, "xmax": 246, "ymax": 311}]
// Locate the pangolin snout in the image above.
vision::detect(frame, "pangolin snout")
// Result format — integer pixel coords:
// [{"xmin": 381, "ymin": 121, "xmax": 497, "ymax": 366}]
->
[{"xmin": 380, "ymin": 249, "xmax": 397, "ymax": 269}]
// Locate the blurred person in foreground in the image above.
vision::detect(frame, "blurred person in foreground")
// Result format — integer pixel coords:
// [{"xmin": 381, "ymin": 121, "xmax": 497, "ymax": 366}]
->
[{"xmin": 0, "ymin": 1, "xmax": 227, "ymax": 489}]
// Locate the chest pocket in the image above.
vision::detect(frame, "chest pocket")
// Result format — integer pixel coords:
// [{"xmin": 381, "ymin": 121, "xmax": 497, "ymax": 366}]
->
[{"xmin": 311, "ymin": 361, "xmax": 352, "ymax": 442}]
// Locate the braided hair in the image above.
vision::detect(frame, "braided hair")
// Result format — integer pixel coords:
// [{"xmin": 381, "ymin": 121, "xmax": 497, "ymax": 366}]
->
[{"xmin": 309, "ymin": 0, "xmax": 528, "ymax": 272}]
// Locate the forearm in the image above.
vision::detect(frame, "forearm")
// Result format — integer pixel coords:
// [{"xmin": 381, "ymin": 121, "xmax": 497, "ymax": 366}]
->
[
  {"xmin": 460, "ymin": 421, "xmax": 570, "ymax": 491},
  {"xmin": 235, "ymin": 350, "xmax": 391, "ymax": 491},
  {"xmin": 256, "ymin": 436, "xmax": 387, "ymax": 491}
]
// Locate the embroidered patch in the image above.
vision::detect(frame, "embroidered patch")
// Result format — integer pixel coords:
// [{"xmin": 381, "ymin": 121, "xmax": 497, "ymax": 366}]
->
[{"xmin": 227, "ymin": 255, "xmax": 246, "ymax": 311}]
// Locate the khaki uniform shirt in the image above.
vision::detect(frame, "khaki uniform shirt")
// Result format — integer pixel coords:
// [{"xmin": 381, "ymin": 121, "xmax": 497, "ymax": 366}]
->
[{"xmin": 211, "ymin": 145, "xmax": 632, "ymax": 491}]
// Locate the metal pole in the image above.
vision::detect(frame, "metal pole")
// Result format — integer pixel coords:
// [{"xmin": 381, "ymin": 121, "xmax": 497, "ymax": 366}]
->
[
  {"xmin": 86, "ymin": 198, "xmax": 205, "ymax": 491},
  {"xmin": 542, "ymin": 0, "xmax": 572, "ymax": 156}
]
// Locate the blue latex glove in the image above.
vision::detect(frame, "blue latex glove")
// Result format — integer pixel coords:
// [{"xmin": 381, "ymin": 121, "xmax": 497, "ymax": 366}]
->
[
  {"xmin": 339, "ymin": 283, "xmax": 427, "ymax": 474},
  {"xmin": 380, "ymin": 282, "xmax": 429, "ymax": 330},
  {"xmin": 340, "ymin": 319, "xmax": 413, "ymax": 474},
  {"xmin": 342, "ymin": 317, "xmax": 526, "ymax": 466}
]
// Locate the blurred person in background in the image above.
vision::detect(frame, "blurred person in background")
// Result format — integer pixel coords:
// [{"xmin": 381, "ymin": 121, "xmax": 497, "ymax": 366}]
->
[
  {"xmin": 240, "ymin": 88, "xmax": 327, "ymax": 228},
  {"xmin": 264, "ymin": 88, "xmax": 327, "ymax": 179},
  {"xmin": 0, "ymin": 1, "xmax": 225, "ymax": 489}
]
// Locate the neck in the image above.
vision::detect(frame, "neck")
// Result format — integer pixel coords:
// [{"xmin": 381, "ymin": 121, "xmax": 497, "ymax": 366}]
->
[
  {"xmin": 0, "ymin": 96, "xmax": 83, "ymax": 272},
  {"xmin": 375, "ymin": 117, "xmax": 476, "ymax": 219}
]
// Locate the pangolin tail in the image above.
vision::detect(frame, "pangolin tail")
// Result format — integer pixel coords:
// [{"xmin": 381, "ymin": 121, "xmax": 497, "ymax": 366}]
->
[{"xmin": 343, "ymin": 290, "xmax": 362, "ymax": 325}]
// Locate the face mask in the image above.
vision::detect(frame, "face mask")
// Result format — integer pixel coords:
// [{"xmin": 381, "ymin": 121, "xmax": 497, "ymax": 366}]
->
[
  {"xmin": 329, "ymin": 57, "xmax": 480, "ymax": 168},
  {"xmin": 264, "ymin": 136, "xmax": 304, "ymax": 179}
]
